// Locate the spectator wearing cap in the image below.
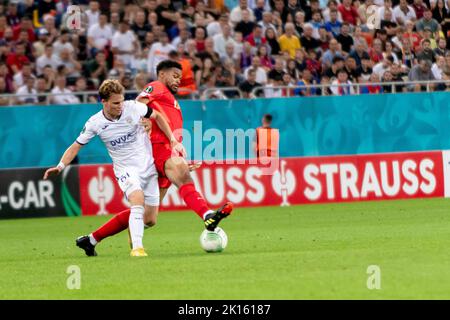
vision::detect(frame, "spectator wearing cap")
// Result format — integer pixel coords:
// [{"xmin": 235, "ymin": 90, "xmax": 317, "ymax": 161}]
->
[
  {"xmin": 51, "ymin": 74, "xmax": 80, "ymax": 104},
  {"xmin": 278, "ymin": 22, "xmax": 301, "ymax": 58},
  {"xmin": 393, "ymin": 0, "xmax": 417, "ymax": 26},
  {"xmin": 36, "ymin": 44, "xmax": 61, "ymax": 75},
  {"xmin": 53, "ymin": 29, "xmax": 74, "ymax": 57},
  {"xmin": 87, "ymin": 12, "xmax": 113, "ymax": 57},
  {"xmin": 213, "ymin": 23, "xmax": 237, "ymax": 58},
  {"xmin": 112, "ymin": 19, "xmax": 139, "ymax": 69},
  {"xmin": 230, "ymin": 0, "xmax": 255, "ymax": 26},
  {"xmin": 6, "ymin": 41, "xmax": 29, "ymax": 75},
  {"xmin": 323, "ymin": 38, "xmax": 345, "ymax": 68},
  {"xmin": 338, "ymin": 0, "xmax": 360, "ymax": 26},
  {"xmin": 408, "ymin": 58, "xmax": 435, "ymax": 91},
  {"xmin": 330, "ymin": 69, "xmax": 355, "ymax": 95},
  {"xmin": 416, "ymin": 9, "xmax": 440, "ymax": 36},
  {"xmin": 16, "ymin": 76, "xmax": 38, "ymax": 105},
  {"xmin": 372, "ymin": 54, "xmax": 395, "ymax": 77},
  {"xmin": 33, "ymin": 28, "xmax": 50, "ymax": 57},
  {"xmin": 147, "ymin": 31, "xmax": 175, "ymax": 79}
]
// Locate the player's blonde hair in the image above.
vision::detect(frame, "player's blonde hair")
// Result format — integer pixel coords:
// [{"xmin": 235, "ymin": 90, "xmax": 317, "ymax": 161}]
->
[{"xmin": 98, "ymin": 79, "xmax": 124, "ymax": 100}]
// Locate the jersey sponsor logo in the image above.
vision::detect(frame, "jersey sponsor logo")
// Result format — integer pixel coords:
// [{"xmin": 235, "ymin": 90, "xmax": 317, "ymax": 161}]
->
[{"xmin": 109, "ymin": 131, "xmax": 138, "ymax": 147}]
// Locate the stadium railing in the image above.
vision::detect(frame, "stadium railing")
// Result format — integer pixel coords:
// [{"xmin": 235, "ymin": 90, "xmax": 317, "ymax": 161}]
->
[
  {"xmin": 2, "ymin": 80, "xmax": 449, "ymax": 106},
  {"xmin": 251, "ymin": 79, "xmax": 450, "ymax": 98}
]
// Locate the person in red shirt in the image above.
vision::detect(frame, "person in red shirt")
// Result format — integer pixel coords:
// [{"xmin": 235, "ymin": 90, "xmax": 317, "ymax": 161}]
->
[
  {"xmin": 6, "ymin": 42, "xmax": 30, "ymax": 75},
  {"xmin": 338, "ymin": 0, "xmax": 360, "ymax": 26},
  {"xmin": 245, "ymin": 25, "xmax": 267, "ymax": 47},
  {"xmin": 12, "ymin": 16, "xmax": 36, "ymax": 42},
  {"xmin": 80, "ymin": 61, "xmax": 233, "ymax": 255}
]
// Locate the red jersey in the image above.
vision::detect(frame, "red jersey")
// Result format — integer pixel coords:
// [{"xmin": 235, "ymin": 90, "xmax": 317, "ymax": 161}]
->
[{"xmin": 138, "ymin": 80, "xmax": 183, "ymax": 145}]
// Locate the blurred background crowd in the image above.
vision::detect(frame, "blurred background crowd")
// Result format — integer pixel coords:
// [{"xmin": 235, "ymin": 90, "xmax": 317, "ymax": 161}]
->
[{"xmin": 0, "ymin": 0, "xmax": 449, "ymax": 104}]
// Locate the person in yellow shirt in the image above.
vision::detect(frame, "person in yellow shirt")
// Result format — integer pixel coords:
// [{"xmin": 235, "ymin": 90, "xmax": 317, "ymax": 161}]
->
[{"xmin": 278, "ymin": 22, "xmax": 301, "ymax": 58}]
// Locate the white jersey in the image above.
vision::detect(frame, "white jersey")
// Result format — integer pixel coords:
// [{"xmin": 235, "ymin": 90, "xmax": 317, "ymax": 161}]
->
[{"xmin": 76, "ymin": 100, "xmax": 154, "ymax": 175}]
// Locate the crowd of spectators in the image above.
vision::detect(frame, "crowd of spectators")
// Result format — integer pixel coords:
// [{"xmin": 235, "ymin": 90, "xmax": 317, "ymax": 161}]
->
[{"xmin": 0, "ymin": 0, "xmax": 450, "ymax": 105}]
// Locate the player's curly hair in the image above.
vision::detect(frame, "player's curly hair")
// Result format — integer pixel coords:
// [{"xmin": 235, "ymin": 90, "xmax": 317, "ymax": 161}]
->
[{"xmin": 98, "ymin": 79, "xmax": 124, "ymax": 100}]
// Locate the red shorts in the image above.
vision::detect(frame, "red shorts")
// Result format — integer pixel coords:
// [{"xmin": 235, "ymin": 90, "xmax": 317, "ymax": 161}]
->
[{"xmin": 152, "ymin": 143, "xmax": 173, "ymax": 189}]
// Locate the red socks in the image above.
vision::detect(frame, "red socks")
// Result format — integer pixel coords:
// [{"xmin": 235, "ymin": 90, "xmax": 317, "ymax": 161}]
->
[
  {"xmin": 179, "ymin": 182, "xmax": 210, "ymax": 219},
  {"xmin": 92, "ymin": 209, "xmax": 131, "ymax": 242},
  {"xmin": 91, "ymin": 183, "xmax": 209, "ymax": 242}
]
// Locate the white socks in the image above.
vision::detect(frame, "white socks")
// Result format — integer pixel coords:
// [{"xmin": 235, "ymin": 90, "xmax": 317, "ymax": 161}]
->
[
  {"xmin": 129, "ymin": 205, "xmax": 145, "ymax": 249},
  {"xmin": 202, "ymin": 210, "xmax": 214, "ymax": 220},
  {"xmin": 89, "ymin": 234, "xmax": 97, "ymax": 246}
]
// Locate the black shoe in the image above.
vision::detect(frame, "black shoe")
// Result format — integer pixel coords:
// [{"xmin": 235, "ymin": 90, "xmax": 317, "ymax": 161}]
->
[
  {"xmin": 204, "ymin": 202, "xmax": 234, "ymax": 231},
  {"xmin": 76, "ymin": 235, "xmax": 97, "ymax": 257}
]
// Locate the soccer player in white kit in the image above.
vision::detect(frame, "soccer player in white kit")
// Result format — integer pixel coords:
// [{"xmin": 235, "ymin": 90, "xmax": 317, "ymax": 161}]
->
[{"xmin": 43, "ymin": 80, "xmax": 185, "ymax": 257}]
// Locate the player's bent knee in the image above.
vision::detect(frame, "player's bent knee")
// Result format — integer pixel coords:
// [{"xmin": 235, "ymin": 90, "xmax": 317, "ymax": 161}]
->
[
  {"xmin": 128, "ymin": 189, "xmax": 145, "ymax": 206},
  {"xmin": 144, "ymin": 216, "xmax": 157, "ymax": 227}
]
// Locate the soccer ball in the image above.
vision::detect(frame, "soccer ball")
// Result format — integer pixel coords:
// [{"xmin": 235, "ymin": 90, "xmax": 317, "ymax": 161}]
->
[{"xmin": 199, "ymin": 227, "xmax": 228, "ymax": 253}]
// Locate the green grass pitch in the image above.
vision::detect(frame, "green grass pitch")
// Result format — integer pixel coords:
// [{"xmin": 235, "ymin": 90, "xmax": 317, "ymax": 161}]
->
[{"xmin": 2, "ymin": 198, "xmax": 450, "ymax": 299}]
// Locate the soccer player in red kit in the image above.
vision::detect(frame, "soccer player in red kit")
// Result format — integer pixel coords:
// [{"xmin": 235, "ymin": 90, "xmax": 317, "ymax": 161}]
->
[{"xmin": 76, "ymin": 60, "xmax": 233, "ymax": 256}]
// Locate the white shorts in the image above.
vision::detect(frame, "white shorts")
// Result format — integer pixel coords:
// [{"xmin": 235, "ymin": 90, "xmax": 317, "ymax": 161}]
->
[{"xmin": 115, "ymin": 166, "xmax": 159, "ymax": 206}]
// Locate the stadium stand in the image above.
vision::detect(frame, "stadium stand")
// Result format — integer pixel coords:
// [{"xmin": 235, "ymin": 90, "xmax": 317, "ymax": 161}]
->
[{"xmin": 0, "ymin": 0, "xmax": 449, "ymax": 105}]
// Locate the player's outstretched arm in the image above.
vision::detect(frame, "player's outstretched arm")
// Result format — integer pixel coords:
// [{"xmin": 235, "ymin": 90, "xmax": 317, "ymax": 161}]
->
[
  {"xmin": 43, "ymin": 142, "xmax": 83, "ymax": 179},
  {"xmin": 150, "ymin": 110, "xmax": 187, "ymax": 158}
]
